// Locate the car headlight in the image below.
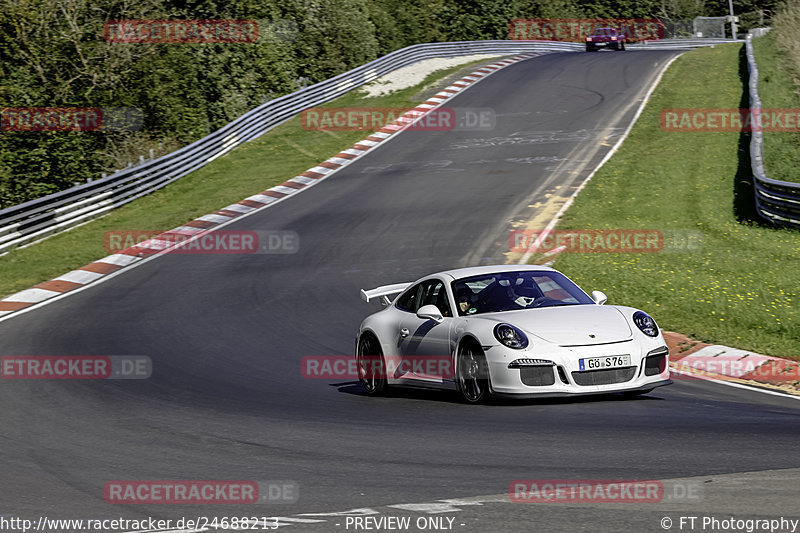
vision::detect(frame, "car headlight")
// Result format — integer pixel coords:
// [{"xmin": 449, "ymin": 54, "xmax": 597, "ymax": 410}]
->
[
  {"xmin": 633, "ymin": 311, "xmax": 659, "ymax": 337},
  {"xmin": 493, "ymin": 323, "xmax": 529, "ymax": 349}
]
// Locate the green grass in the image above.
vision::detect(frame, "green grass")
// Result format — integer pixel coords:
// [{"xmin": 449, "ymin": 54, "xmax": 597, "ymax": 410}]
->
[
  {"xmin": 0, "ymin": 57, "xmax": 494, "ymax": 298},
  {"xmin": 546, "ymin": 43, "xmax": 800, "ymax": 359},
  {"xmin": 752, "ymin": 31, "xmax": 800, "ymax": 183}
]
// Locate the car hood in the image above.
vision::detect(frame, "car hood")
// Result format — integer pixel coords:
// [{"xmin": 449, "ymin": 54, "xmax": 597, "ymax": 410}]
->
[{"xmin": 484, "ymin": 305, "xmax": 633, "ymax": 346}]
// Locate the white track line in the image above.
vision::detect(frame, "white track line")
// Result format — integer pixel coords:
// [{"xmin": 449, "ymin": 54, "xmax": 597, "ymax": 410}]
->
[{"xmin": 517, "ymin": 52, "xmax": 684, "ymax": 265}]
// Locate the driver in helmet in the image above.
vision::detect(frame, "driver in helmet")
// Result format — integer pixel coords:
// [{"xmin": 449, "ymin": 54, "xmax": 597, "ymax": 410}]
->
[{"xmin": 455, "ymin": 287, "xmax": 475, "ymax": 315}]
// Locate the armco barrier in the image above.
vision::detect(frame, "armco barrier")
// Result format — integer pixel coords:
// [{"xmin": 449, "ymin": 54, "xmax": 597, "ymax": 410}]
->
[
  {"xmin": 745, "ymin": 31, "xmax": 800, "ymax": 229},
  {"xmin": 0, "ymin": 38, "xmax": 739, "ymax": 253}
]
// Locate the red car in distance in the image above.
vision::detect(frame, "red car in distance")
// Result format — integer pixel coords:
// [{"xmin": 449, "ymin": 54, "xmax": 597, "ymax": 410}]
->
[{"xmin": 585, "ymin": 27, "xmax": 626, "ymax": 52}]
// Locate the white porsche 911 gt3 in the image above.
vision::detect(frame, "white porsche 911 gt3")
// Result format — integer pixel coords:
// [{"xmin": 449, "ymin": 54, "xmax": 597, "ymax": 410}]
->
[{"xmin": 356, "ymin": 265, "xmax": 671, "ymax": 403}]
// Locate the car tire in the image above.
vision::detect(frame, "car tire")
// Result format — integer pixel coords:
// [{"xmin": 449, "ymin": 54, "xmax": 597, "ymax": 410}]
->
[
  {"xmin": 357, "ymin": 334, "xmax": 387, "ymax": 396},
  {"xmin": 456, "ymin": 341, "xmax": 490, "ymax": 403},
  {"xmin": 585, "ymin": 44, "xmax": 595, "ymax": 52}
]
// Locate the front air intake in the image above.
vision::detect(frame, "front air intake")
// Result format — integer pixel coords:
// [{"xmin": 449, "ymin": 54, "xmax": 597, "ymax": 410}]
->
[
  {"xmin": 519, "ymin": 366, "xmax": 556, "ymax": 386},
  {"xmin": 571, "ymin": 367, "xmax": 637, "ymax": 386}
]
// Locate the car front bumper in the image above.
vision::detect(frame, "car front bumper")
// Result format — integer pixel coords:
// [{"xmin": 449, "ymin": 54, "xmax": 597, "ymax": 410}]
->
[
  {"xmin": 586, "ymin": 41, "xmax": 622, "ymax": 47},
  {"xmin": 484, "ymin": 341, "xmax": 671, "ymax": 397},
  {"xmin": 490, "ymin": 379, "xmax": 673, "ymax": 399}
]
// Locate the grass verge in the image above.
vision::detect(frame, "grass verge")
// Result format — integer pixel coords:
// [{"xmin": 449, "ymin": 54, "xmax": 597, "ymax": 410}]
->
[
  {"xmin": 0, "ymin": 57, "xmax": 497, "ymax": 298},
  {"xmin": 752, "ymin": 31, "xmax": 800, "ymax": 183},
  {"xmin": 546, "ymin": 43, "xmax": 800, "ymax": 359}
]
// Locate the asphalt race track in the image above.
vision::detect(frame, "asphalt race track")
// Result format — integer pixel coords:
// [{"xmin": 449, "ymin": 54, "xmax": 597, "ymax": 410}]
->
[{"xmin": 2, "ymin": 50, "xmax": 799, "ymax": 533}]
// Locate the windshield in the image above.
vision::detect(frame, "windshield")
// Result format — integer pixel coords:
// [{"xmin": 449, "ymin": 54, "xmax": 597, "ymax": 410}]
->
[{"xmin": 451, "ymin": 270, "xmax": 594, "ymax": 316}]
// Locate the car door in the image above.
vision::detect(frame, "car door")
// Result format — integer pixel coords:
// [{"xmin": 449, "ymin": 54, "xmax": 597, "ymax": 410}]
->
[{"xmin": 397, "ymin": 279, "xmax": 454, "ymax": 383}]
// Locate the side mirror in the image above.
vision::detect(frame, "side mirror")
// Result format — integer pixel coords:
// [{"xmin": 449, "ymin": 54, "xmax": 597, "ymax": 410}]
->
[
  {"xmin": 416, "ymin": 304, "xmax": 444, "ymax": 323},
  {"xmin": 591, "ymin": 290, "xmax": 607, "ymax": 305}
]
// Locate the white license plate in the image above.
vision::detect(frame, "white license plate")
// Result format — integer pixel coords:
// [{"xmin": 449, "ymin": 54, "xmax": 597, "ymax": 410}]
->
[{"xmin": 579, "ymin": 355, "xmax": 630, "ymax": 371}]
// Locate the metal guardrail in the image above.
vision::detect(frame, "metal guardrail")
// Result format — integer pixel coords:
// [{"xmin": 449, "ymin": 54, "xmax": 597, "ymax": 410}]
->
[
  {"xmin": 0, "ymin": 38, "xmax": 741, "ymax": 253},
  {"xmin": 746, "ymin": 31, "xmax": 800, "ymax": 228},
  {"xmin": 635, "ymin": 37, "xmax": 740, "ymax": 49}
]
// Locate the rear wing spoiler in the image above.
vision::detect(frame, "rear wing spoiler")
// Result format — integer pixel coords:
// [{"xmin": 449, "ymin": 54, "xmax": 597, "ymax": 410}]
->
[{"xmin": 360, "ymin": 282, "xmax": 411, "ymax": 305}]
